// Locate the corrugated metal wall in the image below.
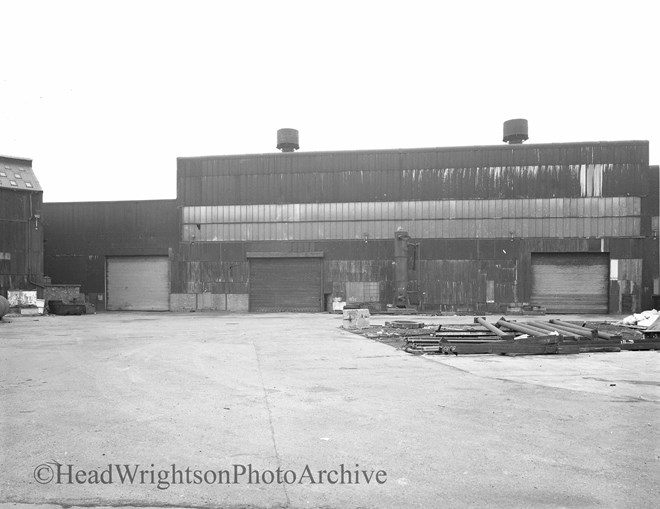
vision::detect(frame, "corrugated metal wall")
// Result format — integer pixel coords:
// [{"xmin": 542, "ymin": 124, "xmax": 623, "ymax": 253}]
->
[
  {"xmin": 173, "ymin": 141, "xmax": 656, "ymax": 312},
  {"xmin": 173, "ymin": 142, "xmax": 658, "ymax": 312},
  {"xmin": 169, "ymin": 236, "xmax": 654, "ymax": 313},
  {"xmin": 177, "ymin": 142, "xmax": 649, "ymax": 205},
  {"xmin": 0, "ymin": 188, "xmax": 44, "ymax": 297},
  {"xmin": 43, "ymin": 200, "xmax": 178, "ymax": 305},
  {"xmin": 180, "ymin": 197, "xmax": 641, "ymax": 242},
  {"xmin": 39, "ymin": 141, "xmax": 656, "ymax": 313}
]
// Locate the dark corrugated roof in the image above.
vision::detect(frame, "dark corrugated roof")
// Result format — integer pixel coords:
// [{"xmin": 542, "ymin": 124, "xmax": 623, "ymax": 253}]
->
[
  {"xmin": 177, "ymin": 140, "xmax": 650, "ymax": 162},
  {"xmin": 0, "ymin": 156, "xmax": 42, "ymax": 192}
]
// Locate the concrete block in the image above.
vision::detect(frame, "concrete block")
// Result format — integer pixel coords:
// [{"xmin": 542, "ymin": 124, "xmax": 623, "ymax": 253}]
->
[
  {"xmin": 227, "ymin": 294, "xmax": 249, "ymax": 312},
  {"xmin": 212, "ymin": 294, "xmax": 228, "ymax": 311},
  {"xmin": 170, "ymin": 294, "xmax": 196, "ymax": 312},
  {"xmin": 342, "ymin": 308, "xmax": 370, "ymax": 329},
  {"xmin": 8, "ymin": 290, "xmax": 37, "ymax": 307},
  {"xmin": 197, "ymin": 293, "xmax": 213, "ymax": 311},
  {"xmin": 197, "ymin": 293, "xmax": 227, "ymax": 311},
  {"xmin": 20, "ymin": 307, "xmax": 41, "ymax": 315}
]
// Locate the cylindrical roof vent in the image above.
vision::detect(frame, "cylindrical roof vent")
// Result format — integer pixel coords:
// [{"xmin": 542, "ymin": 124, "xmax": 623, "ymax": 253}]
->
[
  {"xmin": 277, "ymin": 128, "xmax": 300, "ymax": 152},
  {"xmin": 503, "ymin": 119, "xmax": 529, "ymax": 144}
]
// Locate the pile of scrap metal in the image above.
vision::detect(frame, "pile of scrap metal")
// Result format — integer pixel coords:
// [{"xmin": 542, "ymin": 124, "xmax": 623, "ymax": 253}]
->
[{"xmin": 403, "ymin": 317, "xmax": 660, "ymax": 356}]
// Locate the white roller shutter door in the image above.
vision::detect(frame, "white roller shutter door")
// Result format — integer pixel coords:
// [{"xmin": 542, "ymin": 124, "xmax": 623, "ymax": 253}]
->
[{"xmin": 107, "ymin": 256, "xmax": 170, "ymax": 311}]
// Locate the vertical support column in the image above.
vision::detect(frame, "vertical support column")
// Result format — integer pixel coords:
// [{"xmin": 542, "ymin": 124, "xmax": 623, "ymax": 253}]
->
[{"xmin": 394, "ymin": 227, "xmax": 410, "ymax": 307}]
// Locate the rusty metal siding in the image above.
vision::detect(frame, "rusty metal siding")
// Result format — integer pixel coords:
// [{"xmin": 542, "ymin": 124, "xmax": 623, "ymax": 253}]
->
[
  {"xmin": 171, "ymin": 233, "xmax": 654, "ymax": 312},
  {"xmin": 173, "ymin": 141, "xmax": 656, "ymax": 312},
  {"xmin": 177, "ymin": 142, "xmax": 649, "ymax": 206},
  {"xmin": 417, "ymin": 259, "xmax": 517, "ymax": 313}
]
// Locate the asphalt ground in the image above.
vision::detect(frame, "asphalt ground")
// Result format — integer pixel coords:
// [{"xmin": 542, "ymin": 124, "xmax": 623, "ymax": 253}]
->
[{"xmin": 1, "ymin": 312, "xmax": 659, "ymax": 509}]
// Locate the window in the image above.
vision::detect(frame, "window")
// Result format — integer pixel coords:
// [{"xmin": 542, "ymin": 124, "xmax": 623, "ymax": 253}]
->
[
  {"xmin": 9, "ymin": 180, "xmax": 17, "ymax": 186},
  {"xmin": 14, "ymin": 174, "xmax": 22, "ymax": 179},
  {"xmin": 25, "ymin": 182, "xmax": 33, "ymax": 188},
  {"xmin": 0, "ymin": 172, "xmax": 6, "ymax": 177},
  {"xmin": 345, "ymin": 282, "xmax": 380, "ymax": 303}
]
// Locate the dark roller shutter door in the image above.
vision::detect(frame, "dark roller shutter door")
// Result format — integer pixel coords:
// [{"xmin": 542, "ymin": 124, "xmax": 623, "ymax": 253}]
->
[
  {"xmin": 250, "ymin": 257, "xmax": 322, "ymax": 312},
  {"xmin": 107, "ymin": 256, "xmax": 170, "ymax": 311},
  {"xmin": 530, "ymin": 253, "xmax": 609, "ymax": 314}
]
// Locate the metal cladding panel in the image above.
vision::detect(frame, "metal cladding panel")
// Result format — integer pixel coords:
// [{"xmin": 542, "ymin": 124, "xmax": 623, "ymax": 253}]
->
[
  {"xmin": 0, "ymin": 222, "xmax": 27, "ymax": 273},
  {"xmin": 249, "ymin": 257, "xmax": 322, "ymax": 312},
  {"xmin": 107, "ymin": 256, "xmax": 170, "ymax": 311},
  {"xmin": 0, "ymin": 188, "xmax": 30, "ymax": 220},
  {"xmin": 43, "ymin": 200, "xmax": 176, "ymax": 298},
  {"xmin": 0, "ymin": 189, "xmax": 44, "ymax": 296},
  {"xmin": 177, "ymin": 142, "xmax": 649, "ymax": 206},
  {"xmin": 0, "ymin": 192, "xmax": 28, "ymax": 263},
  {"xmin": 43, "ymin": 200, "xmax": 178, "ymax": 255},
  {"xmin": 530, "ymin": 253, "xmax": 609, "ymax": 314},
  {"xmin": 183, "ymin": 195, "xmax": 643, "ymax": 242},
  {"xmin": 641, "ymin": 165, "xmax": 659, "ymax": 217}
]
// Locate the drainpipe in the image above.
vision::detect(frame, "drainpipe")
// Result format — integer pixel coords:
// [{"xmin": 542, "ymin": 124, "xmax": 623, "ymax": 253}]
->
[
  {"xmin": 513, "ymin": 258, "xmax": 518, "ymax": 304},
  {"xmin": 26, "ymin": 193, "xmax": 44, "ymax": 292}
]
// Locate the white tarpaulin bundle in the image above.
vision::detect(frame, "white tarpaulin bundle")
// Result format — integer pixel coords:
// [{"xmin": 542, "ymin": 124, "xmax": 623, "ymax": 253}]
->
[{"xmin": 619, "ymin": 309, "xmax": 660, "ymax": 329}]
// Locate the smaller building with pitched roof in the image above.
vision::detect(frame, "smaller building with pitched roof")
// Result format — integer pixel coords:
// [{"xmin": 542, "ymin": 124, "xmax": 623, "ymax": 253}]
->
[{"xmin": 0, "ymin": 155, "xmax": 45, "ymax": 298}]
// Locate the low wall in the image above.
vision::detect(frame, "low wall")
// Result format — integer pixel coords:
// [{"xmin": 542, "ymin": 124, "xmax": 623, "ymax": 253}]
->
[{"xmin": 170, "ymin": 294, "xmax": 249, "ymax": 312}]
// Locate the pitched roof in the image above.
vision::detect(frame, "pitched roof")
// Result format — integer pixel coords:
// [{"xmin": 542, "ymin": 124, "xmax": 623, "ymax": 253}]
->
[{"xmin": 0, "ymin": 155, "xmax": 42, "ymax": 192}]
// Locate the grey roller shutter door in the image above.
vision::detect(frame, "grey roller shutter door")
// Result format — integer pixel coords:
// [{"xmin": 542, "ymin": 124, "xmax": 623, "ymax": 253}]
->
[
  {"xmin": 530, "ymin": 253, "xmax": 609, "ymax": 314},
  {"xmin": 107, "ymin": 256, "xmax": 170, "ymax": 311},
  {"xmin": 250, "ymin": 258, "xmax": 322, "ymax": 312}
]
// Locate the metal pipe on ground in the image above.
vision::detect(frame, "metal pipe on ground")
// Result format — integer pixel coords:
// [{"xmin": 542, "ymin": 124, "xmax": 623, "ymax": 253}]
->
[
  {"xmin": 413, "ymin": 339, "xmax": 508, "ymax": 344},
  {"xmin": 526, "ymin": 321, "xmax": 581, "ymax": 340},
  {"xmin": 496, "ymin": 319, "xmax": 548, "ymax": 337},
  {"xmin": 547, "ymin": 320, "xmax": 598, "ymax": 339},
  {"xmin": 474, "ymin": 317, "xmax": 509, "ymax": 337},
  {"xmin": 504, "ymin": 320, "xmax": 553, "ymax": 335},
  {"xmin": 549, "ymin": 319, "xmax": 619, "ymax": 341},
  {"xmin": 593, "ymin": 330, "xmax": 621, "ymax": 341}
]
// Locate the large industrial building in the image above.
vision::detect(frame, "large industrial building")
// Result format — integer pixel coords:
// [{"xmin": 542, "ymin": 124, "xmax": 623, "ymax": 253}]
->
[
  {"xmin": 0, "ymin": 155, "xmax": 45, "ymax": 298},
  {"xmin": 42, "ymin": 124, "xmax": 659, "ymax": 314}
]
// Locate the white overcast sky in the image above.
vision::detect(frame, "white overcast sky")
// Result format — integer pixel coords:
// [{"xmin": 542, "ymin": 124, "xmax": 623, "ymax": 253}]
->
[{"xmin": 1, "ymin": 0, "xmax": 658, "ymax": 202}]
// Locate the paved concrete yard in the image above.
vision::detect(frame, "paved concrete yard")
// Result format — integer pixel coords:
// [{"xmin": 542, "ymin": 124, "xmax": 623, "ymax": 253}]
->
[{"xmin": 1, "ymin": 312, "xmax": 659, "ymax": 509}]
